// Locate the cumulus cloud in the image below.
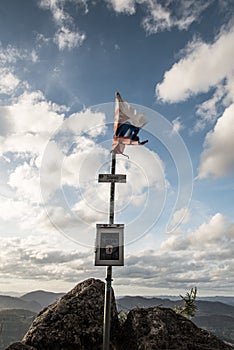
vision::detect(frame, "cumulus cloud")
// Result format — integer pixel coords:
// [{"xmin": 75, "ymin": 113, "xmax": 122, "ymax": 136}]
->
[
  {"xmin": 0, "ymin": 91, "xmax": 65, "ymax": 157},
  {"xmin": 0, "ymin": 89, "xmax": 120, "ymax": 247},
  {"xmin": 36, "ymin": 0, "xmax": 214, "ymax": 50},
  {"xmin": 39, "ymin": 120, "xmax": 167, "ymax": 244},
  {"xmin": 114, "ymin": 213, "xmax": 233, "ymax": 293},
  {"xmin": 161, "ymin": 212, "xmax": 232, "ymax": 251},
  {"xmin": 0, "ymin": 212, "xmax": 233, "ymax": 294},
  {"xmin": 8, "ymin": 162, "xmax": 41, "ymax": 203},
  {"xmin": 0, "ymin": 45, "xmax": 37, "ymax": 65},
  {"xmin": 0, "ymin": 198, "xmax": 33, "ymax": 222},
  {"xmin": 169, "ymin": 207, "xmax": 190, "ymax": 229},
  {"xmin": 198, "ymin": 103, "xmax": 234, "ymax": 178},
  {"xmin": 38, "ymin": 0, "xmax": 86, "ymax": 50},
  {"xmin": 0, "ymin": 90, "xmax": 69, "ymax": 239},
  {"xmin": 0, "ymin": 68, "xmax": 20, "ymax": 94},
  {"xmin": 142, "ymin": 0, "xmax": 212, "ymax": 34},
  {"xmin": 115, "ymin": 233, "xmax": 233, "ymax": 293},
  {"xmin": 155, "ymin": 23, "xmax": 234, "ymax": 178},
  {"xmin": 54, "ymin": 26, "xmax": 86, "ymax": 50},
  {"xmin": 0, "ymin": 100, "xmax": 112, "ymax": 247},
  {"xmin": 0, "ymin": 234, "xmax": 94, "ymax": 283},
  {"xmin": 107, "ymin": 0, "xmax": 212, "ymax": 33},
  {"xmin": 63, "ymin": 108, "xmax": 107, "ymax": 137},
  {"xmin": 106, "ymin": 0, "xmax": 136, "ymax": 14},
  {"xmin": 171, "ymin": 117, "xmax": 183, "ymax": 134},
  {"xmin": 194, "ymin": 84, "xmax": 226, "ymax": 132},
  {"xmin": 156, "ymin": 25, "xmax": 234, "ymax": 102},
  {"xmin": 0, "ymin": 91, "xmax": 169, "ymax": 249},
  {"xmin": 0, "ymin": 45, "xmax": 38, "ymax": 95}
]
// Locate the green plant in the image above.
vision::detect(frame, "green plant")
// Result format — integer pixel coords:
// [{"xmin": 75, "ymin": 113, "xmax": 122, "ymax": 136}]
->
[
  {"xmin": 118, "ymin": 310, "xmax": 128, "ymax": 326},
  {"xmin": 174, "ymin": 287, "xmax": 197, "ymax": 319}
]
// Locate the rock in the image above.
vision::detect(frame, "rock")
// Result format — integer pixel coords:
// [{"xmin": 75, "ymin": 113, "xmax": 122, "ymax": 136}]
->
[
  {"xmin": 120, "ymin": 307, "xmax": 234, "ymax": 350},
  {"xmin": 22, "ymin": 278, "xmax": 119, "ymax": 350},
  {"xmin": 5, "ymin": 342, "xmax": 37, "ymax": 350}
]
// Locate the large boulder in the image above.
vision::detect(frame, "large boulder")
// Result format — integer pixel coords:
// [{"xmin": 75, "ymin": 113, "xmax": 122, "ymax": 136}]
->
[
  {"xmin": 120, "ymin": 307, "xmax": 234, "ymax": 350},
  {"xmin": 21, "ymin": 278, "xmax": 118, "ymax": 350}
]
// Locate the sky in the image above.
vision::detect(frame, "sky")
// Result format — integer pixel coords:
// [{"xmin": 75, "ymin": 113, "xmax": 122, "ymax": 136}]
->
[{"xmin": 0, "ymin": 0, "xmax": 234, "ymax": 297}]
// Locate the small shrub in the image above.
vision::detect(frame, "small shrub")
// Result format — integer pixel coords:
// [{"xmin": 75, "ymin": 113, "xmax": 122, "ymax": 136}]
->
[
  {"xmin": 174, "ymin": 287, "xmax": 197, "ymax": 319},
  {"xmin": 118, "ymin": 310, "xmax": 128, "ymax": 326}
]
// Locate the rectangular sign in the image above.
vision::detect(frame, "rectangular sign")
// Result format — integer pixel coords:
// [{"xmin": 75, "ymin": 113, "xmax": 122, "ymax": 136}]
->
[
  {"xmin": 95, "ymin": 224, "xmax": 124, "ymax": 266},
  {"xmin": 98, "ymin": 174, "xmax": 126, "ymax": 183}
]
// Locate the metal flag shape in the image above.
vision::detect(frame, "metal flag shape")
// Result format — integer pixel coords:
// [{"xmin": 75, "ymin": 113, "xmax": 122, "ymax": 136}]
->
[{"xmin": 112, "ymin": 92, "xmax": 148, "ymax": 155}]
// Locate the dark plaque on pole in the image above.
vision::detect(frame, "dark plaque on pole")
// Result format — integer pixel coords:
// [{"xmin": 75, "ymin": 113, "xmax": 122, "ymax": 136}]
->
[
  {"xmin": 95, "ymin": 224, "xmax": 124, "ymax": 266},
  {"xmin": 98, "ymin": 174, "xmax": 126, "ymax": 183}
]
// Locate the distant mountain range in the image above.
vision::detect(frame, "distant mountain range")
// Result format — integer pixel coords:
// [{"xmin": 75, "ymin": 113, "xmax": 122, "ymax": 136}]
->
[
  {"xmin": 0, "ymin": 309, "xmax": 36, "ymax": 350},
  {"xmin": 0, "ymin": 291, "xmax": 234, "ymax": 349},
  {"xmin": 0, "ymin": 291, "xmax": 64, "ymax": 350},
  {"xmin": 20, "ymin": 290, "xmax": 64, "ymax": 308},
  {"xmin": 0, "ymin": 291, "xmax": 64, "ymax": 313},
  {"xmin": 155, "ymin": 295, "xmax": 234, "ymax": 306},
  {"xmin": 0, "ymin": 295, "xmax": 41, "ymax": 313}
]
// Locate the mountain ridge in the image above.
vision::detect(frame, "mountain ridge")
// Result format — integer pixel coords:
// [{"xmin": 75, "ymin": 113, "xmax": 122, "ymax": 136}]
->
[
  {"xmin": 20, "ymin": 291, "xmax": 64, "ymax": 308},
  {"xmin": 0, "ymin": 296, "xmax": 41, "ymax": 313}
]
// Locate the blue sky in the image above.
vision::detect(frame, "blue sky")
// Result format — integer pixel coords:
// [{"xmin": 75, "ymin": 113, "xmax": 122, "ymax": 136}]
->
[{"xmin": 0, "ymin": 0, "xmax": 234, "ymax": 296}]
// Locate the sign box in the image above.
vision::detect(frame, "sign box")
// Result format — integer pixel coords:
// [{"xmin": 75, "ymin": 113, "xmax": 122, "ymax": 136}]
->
[{"xmin": 95, "ymin": 224, "xmax": 124, "ymax": 266}]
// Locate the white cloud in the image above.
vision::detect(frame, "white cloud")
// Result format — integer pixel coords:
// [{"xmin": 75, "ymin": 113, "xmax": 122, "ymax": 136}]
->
[
  {"xmin": 171, "ymin": 117, "xmax": 183, "ymax": 133},
  {"xmin": 0, "ymin": 211, "xmax": 233, "ymax": 294},
  {"xmin": 37, "ymin": 0, "xmax": 214, "ymax": 50},
  {"xmin": 156, "ymin": 25, "xmax": 234, "ymax": 102},
  {"xmin": 142, "ymin": 1, "xmax": 171, "ymax": 34},
  {"xmin": 155, "ymin": 24, "xmax": 234, "ymax": 178},
  {"xmin": 54, "ymin": 26, "xmax": 86, "ymax": 50},
  {"xmin": 0, "ymin": 45, "xmax": 39, "ymax": 70},
  {"xmin": 148, "ymin": 212, "xmax": 234, "ymax": 292},
  {"xmin": 38, "ymin": 0, "xmax": 86, "ymax": 50},
  {"xmin": 0, "ymin": 198, "xmax": 33, "ymax": 222},
  {"xmin": 189, "ymin": 212, "xmax": 228, "ymax": 247},
  {"xmin": 31, "ymin": 50, "xmax": 39, "ymax": 63},
  {"xmin": 0, "ymin": 45, "xmax": 28, "ymax": 65},
  {"xmin": 37, "ymin": 111, "xmax": 168, "ymax": 246},
  {"xmin": 0, "ymin": 234, "xmax": 93, "ymax": 283},
  {"xmin": 8, "ymin": 162, "xmax": 41, "ymax": 203},
  {"xmin": 106, "ymin": 0, "xmax": 136, "ymax": 14},
  {"xmin": 161, "ymin": 212, "xmax": 231, "ymax": 251},
  {"xmin": 0, "ymin": 68, "xmax": 20, "ymax": 94},
  {"xmin": 64, "ymin": 108, "xmax": 106, "ymax": 137},
  {"xmin": 0, "ymin": 90, "xmax": 69, "ymax": 238},
  {"xmin": 107, "ymin": 0, "xmax": 212, "ymax": 33},
  {"xmin": 194, "ymin": 84, "xmax": 226, "ymax": 132},
  {"xmin": 0, "ymin": 45, "xmax": 38, "ymax": 95},
  {"xmin": 198, "ymin": 103, "xmax": 234, "ymax": 178},
  {"xmin": 169, "ymin": 207, "xmax": 190, "ymax": 229},
  {"xmin": 0, "ymin": 91, "xmax": 65, "ymax": 156},
  {"xmin": 39, "ymin": 0, "xmax": 71, "ymax": 24},
  {"xmin": 225, "ymin": 75, "xmax": 234, "ymax": 104}
]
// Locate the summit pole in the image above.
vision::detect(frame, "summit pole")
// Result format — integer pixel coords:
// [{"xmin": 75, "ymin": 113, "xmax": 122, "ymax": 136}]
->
[{"xmin": 103, "ymin": 152, "xmax": 116, "ymax": 350}]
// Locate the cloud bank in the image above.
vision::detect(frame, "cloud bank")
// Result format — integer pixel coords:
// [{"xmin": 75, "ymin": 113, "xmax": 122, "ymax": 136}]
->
[{"xmin": 156, "ymin": 24, "xmax": 234, "ymax": 178}]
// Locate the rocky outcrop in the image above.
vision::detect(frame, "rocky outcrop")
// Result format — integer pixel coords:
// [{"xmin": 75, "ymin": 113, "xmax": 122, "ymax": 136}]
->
[
  {"xmin": 6, "ymin": 279, "xmax": 234, "ymax": 350},
  {"xmin": 120, "ymin": 307, "xmax": 234, "ymax": 350},
  {"xmin": 21, "ymin": 278, "xmax": 118, "ymax": 350}
]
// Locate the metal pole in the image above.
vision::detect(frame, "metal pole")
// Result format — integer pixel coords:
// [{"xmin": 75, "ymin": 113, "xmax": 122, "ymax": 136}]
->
[{"xmin": 103, "ymin": 153, "xmax": 116, "ymax": 350}]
